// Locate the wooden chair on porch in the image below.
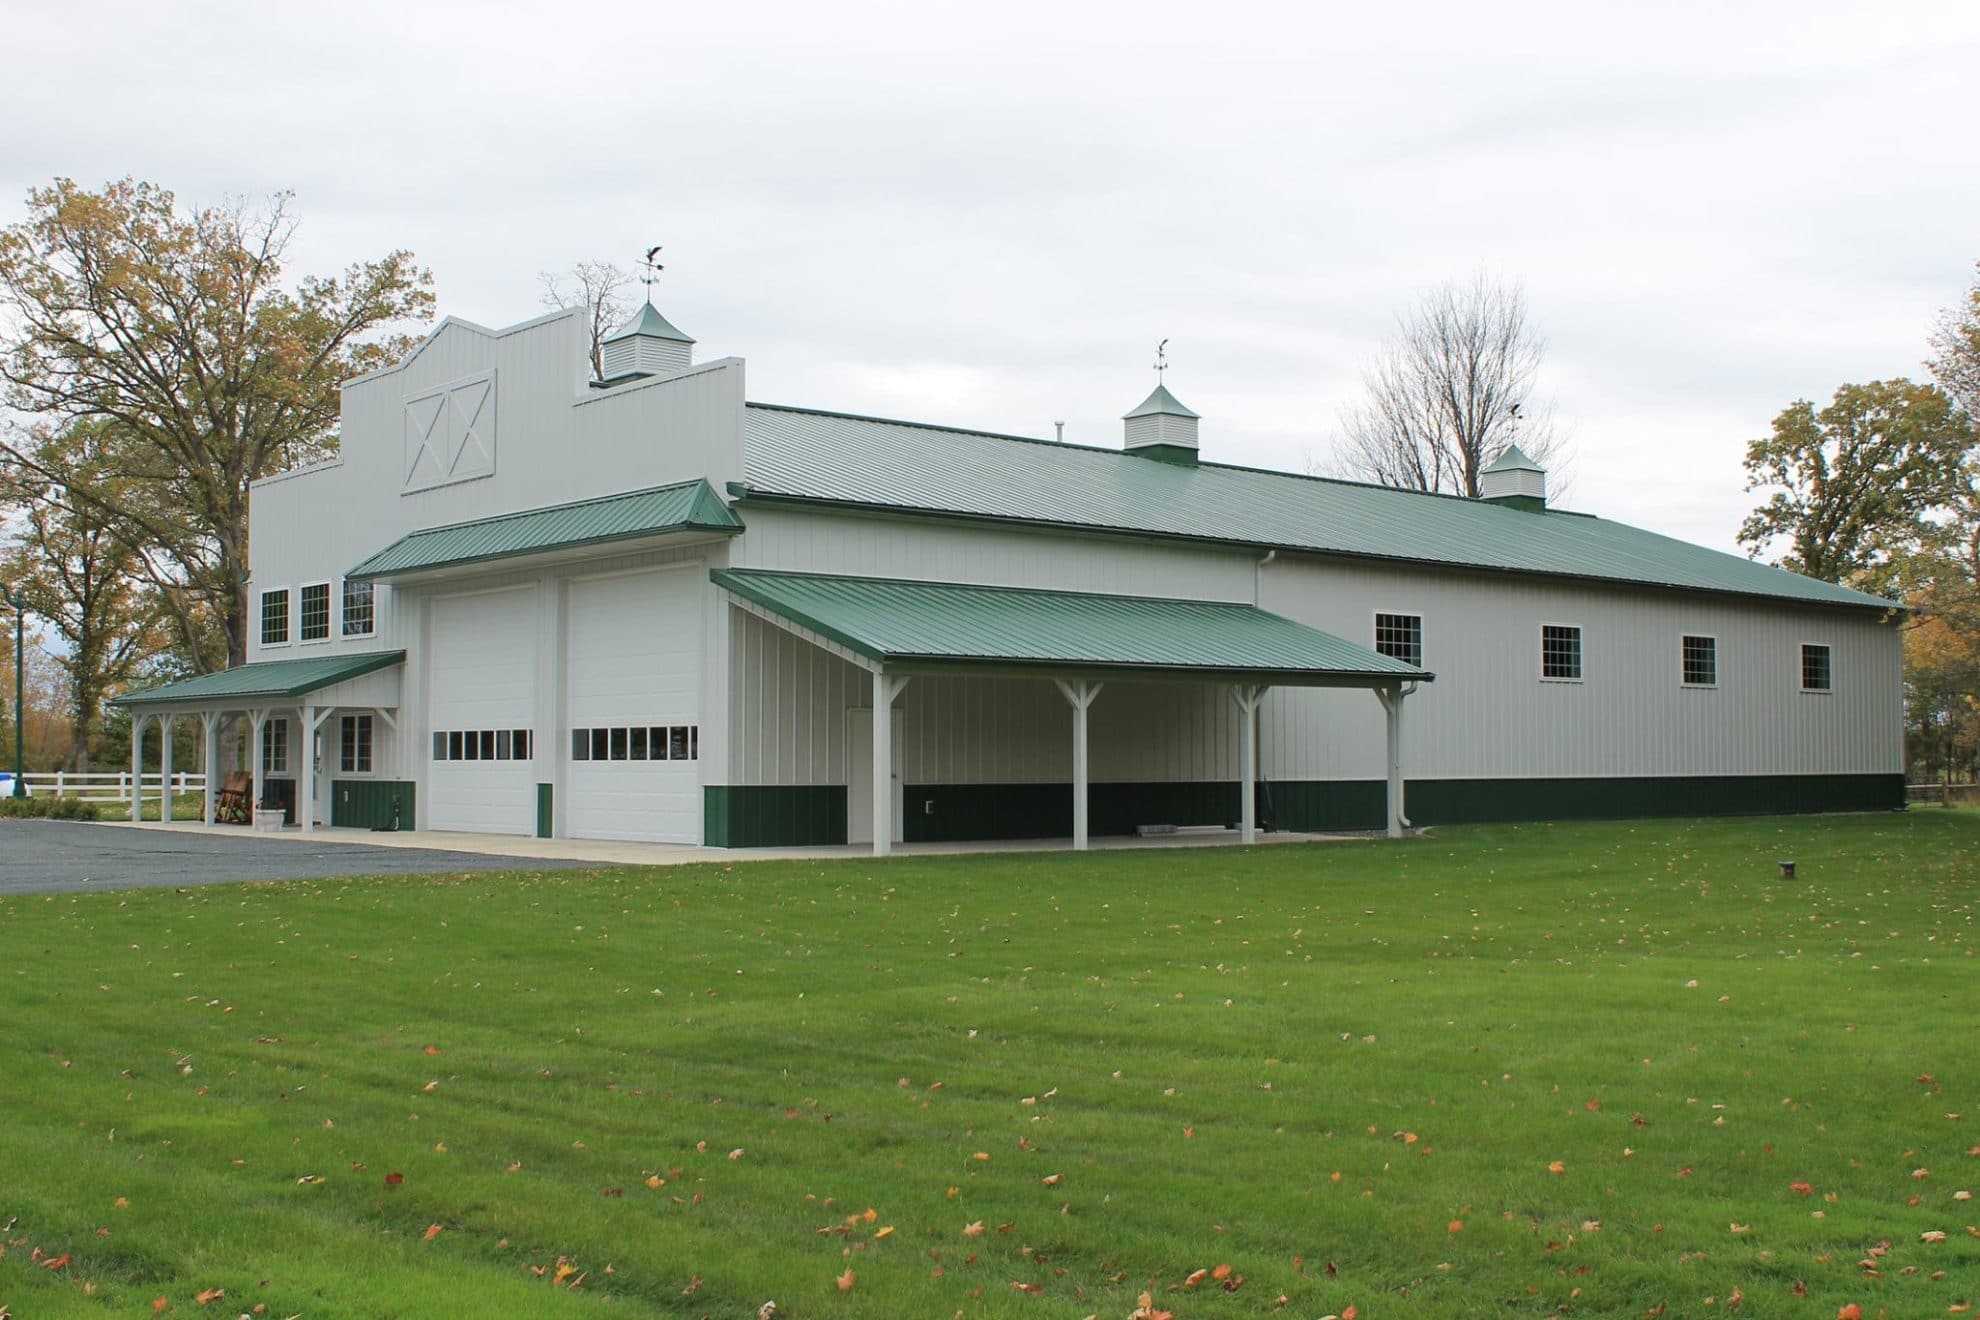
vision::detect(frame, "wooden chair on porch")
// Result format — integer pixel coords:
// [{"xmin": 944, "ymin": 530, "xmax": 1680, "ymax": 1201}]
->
[{"xmin": 213, "ymin": 771, "xmax": 253, "ymax": 825}]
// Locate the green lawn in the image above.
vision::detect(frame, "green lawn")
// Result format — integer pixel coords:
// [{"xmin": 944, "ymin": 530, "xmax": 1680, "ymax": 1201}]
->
[{"xmin": 1, "ymin": 814, "xmax": 1974, "ymax": 1319}]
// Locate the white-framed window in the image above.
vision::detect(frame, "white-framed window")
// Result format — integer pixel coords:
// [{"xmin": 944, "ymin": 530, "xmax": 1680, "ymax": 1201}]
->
[
  {"xmin": 261, "ymin": 718, "xmax": 289, "ymax": 775},
  {"xmin": 1373, "ymin": 612, "xmax": 1423, "ymax": 668},
  {"xmin": 1540, "ymin": 623, "xmax": 1583, "ymax": 681},
  {"xmin": 431, "ymin": 728, "xmax": 533, "ymax": 761},
  {"xmin": 260, "ymin": 587, "xmax": 291, "ymax": 647},
  {"xmin": 299, "ymin": 582, "xmax": 331, "ymax": 643},
  {"xmin": 1801, "ymin": 642, "xmax": 1833, "ymax": 693},
  {"xmin": 339, "ymin": 715, "xmax": 374, "ymax": 774},
  {"xmin": 569, "ymin": 724, "xmax": 699, "ymax": 763},
  {"xmin": 342, "ymin": 579, "xmax": 375, "ymax": 637},
  {"xmin": 1681, "ymin": 634, "xmax": 1717, "ymax": 687}
]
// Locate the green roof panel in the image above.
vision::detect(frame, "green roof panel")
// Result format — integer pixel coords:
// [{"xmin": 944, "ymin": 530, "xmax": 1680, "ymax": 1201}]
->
[
  {"xmin": 740, "ymin": 405, "xmax": 1895, "ymax": 611},
  {"xmin": 349, "ymin": 480, "xmax": 741, "ymax": 581},
  {"xmin": 114, "ymin": 651, "xmax": 406, "ymax": 709},
  {"xmin": 604, "ymin": 301, "xmax": 695, "ymax": 344},
  {"xmin": 713, "ymin": 569, "xmax": 1430, "ymax": 684}
]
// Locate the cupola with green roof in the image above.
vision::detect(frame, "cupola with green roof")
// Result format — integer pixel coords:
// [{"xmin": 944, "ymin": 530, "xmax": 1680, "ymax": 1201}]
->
[
  {"xmin": 1123, "ymin": 380, "xmax": 1201, "ymax": 465},
  {"xmin": 596, "ymin": 301, "xmax": 695, "ymax": 385},
  {"xmin": 1478, "ymin": 443, "xmax": 1547, "ymax": 511}
]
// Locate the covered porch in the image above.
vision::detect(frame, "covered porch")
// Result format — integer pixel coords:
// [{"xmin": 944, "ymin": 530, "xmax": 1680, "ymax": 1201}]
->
[
  {"xmin": 111, "ymin": 651, "xmax": 407, "ymax": 832},
  {"xmin": 712, "ymin": 569, "xmax": 1434, "ymax": 855}
]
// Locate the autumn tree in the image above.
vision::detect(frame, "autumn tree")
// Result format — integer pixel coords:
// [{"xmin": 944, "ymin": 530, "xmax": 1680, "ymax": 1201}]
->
[
  {"xmin": 1737, "ymin": 379, "xmax": 1974, "ymax": 594},
  {"xmin": 1930, "ymin": 260, "xmax": 1980, "ymax": 416},
  {"xmin": 540, "ymin": 259, "xmax": 635, "ymax": 382},
  {"xmin": 1337, "ymin": 276, "xmax": 1567, "ymax": 498},
  {"xmin": 0, "ymin": 178, "xmax": 434, "ymax": 670}
]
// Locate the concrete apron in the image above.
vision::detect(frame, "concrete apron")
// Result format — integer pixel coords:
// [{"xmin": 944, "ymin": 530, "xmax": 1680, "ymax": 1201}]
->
[{"xmin": 98, "ymin": 819, "xmax": 1359, "ymax": 868}]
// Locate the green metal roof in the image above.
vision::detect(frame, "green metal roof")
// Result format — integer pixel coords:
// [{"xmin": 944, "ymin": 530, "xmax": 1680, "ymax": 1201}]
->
[
  {"xmin": 604, "ymin": 301, "xmax": 694, "ymax": 344},
  {"xmin": 739, "ymin": 405, "xmax": 1896, "ymax": 611},
  {"xmin": 1483, "ymin": 443, "xmax": 1543, "ymax": 473},
  {"xmin": 712, "ymin": 569, "xmax": 1431, "ymax": 684},
  {"xmin": 348, "ymin": 480, "xmax": 741, "ymax": 581},
  {"xmin": 1124, "ymin": 382, "xmax": 1200, "ymax": 420},
  {"xmin": 114, "ymin": 651, "xmax": 406, "ymax": 709}
]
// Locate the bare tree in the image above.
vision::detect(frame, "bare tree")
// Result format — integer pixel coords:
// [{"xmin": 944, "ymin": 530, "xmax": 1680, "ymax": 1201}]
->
[
  {"xmin": 1336, "ymin": 277, "xmax": 1567, "ymax": 498},
  {"xmin": 541, "ymin": 260, "xmax": 635, "ymax": 381}
]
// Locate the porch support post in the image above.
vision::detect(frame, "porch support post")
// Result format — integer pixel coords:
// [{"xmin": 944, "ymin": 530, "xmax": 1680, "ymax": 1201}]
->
[
  {"xmin": 129, "ymin": 713, "xmax": 147, "ymax": 823},
  {"xmin": 299, "ymin": 704, "xmax": 316, "ymax": 835},
  {"xmin": 201, "ymin": 712, "xmax": 221, "ymax": 825},
  {"xmin": 1373, "ymin": 683, "xmax": 1415, "ymax": 839},
  {"xmin": 1054, "ymin": 679, "xmax": 1104, "ymax": 851},
  {"xmin": 247, "ymin": 709, "xmax": 268, "ymax": 824},
  {"xmin": 159, "ymin": 717, "xmax": 174, "ymax": 822},
  {"xmin": 870, "ymin": 670, "xmax": 910, "ymax": 857},
  {"xmin": 1230, "ymin": 684, "xmax": 1266, "ymax": 844}
]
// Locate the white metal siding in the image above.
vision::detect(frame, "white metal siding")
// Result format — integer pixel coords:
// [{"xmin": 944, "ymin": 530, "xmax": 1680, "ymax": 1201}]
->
[
  {"xmin": 427, "ymin": 587, "xmax": 537, "ymax": 833},
  {"xmin": 565, "ymin": 568, "xmax": 702, "ymax": 841}
]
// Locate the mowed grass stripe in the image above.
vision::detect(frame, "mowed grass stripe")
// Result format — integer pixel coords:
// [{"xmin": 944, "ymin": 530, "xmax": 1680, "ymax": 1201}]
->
[{"xmin": 1, "ymin": 813, "xmax": 1974, "ymax": 1318}]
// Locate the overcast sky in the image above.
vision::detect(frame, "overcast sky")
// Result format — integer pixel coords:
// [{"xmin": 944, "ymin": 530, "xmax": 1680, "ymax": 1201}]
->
[{"xmin": 6, "ymin": 0, "xmax": 1976, "ymax": 553}]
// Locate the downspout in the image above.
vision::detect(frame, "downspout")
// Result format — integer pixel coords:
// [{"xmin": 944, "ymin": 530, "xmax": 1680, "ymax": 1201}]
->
[
  {"xmin": 1396, "ymin": 680, "xmax": 1419, "ymax": 829},
  {"xmin": 1254, "ymin": 549, "xmax": 1277, "ymax": 830}
]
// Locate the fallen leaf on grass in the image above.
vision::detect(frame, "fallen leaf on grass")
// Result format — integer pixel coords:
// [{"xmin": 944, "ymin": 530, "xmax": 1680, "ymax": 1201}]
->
[
  {"xmin": 384, "ymin": 1172, "xmax": 404, "ymax": 1186},
  {"xmin": 1920, "ymin": 1229, "xmax": 1947, "ymax": 1242},
  {"xmin": 963, "ymin": 1221, "xmax": 984, "ymax": 1237},
  {"xmin": 1790, "ymin": 1182, "xmax": 1814, "ymax": 1195},
  {"xmin": 194, "ymin": 1289, "xmax": 224, "ymax": 1305},
  {"xmin": 41, "ymin": 1254, "xmax": 72, "ymax": 1270},
  {"xmin": 836, "ymin": 1267, "xmax": 856, "ymax": 1292},
  {"xmin": 1547, "ymin": 1160, "xmax": 1566, "ymax": 1175},
  {"xmin": 1184, "ymin": 1268, "xmax": 1209, "ymax": 1288},
  {"xmin": 1009, "ymin": 1280, "xmax": 1043, "ymax": 1294},
  {"xmin": 423, "ymin": 1223, "xmax": 444, "ymax": 1241}
]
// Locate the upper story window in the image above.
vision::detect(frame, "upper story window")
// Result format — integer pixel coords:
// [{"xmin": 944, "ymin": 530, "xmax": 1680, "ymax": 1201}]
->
[
  {"xmin": 342, "ymin": 580, "xmax": 375, "ymax": 637},
  {"xmin": 1541, "ymin": 624, "xmax": 1582, "ymax": 681},
  {"xmin": 1801, "ymin": 643, "xmax": 1832, "ymax": 692},
  {"xmin": 1374, "ymin": 613, "xmax": 1423, "ymax": 668},
  {"xmin": 1682, "ymin": 634, "xmax": 1717, "ymax": 687},
  {"xmin": 260, "ymin": 588, "xmax": 290, "ymax": 646},
  {"xmin": 299, "ymin": 582, "xmax": 331, "ymax": 642}
]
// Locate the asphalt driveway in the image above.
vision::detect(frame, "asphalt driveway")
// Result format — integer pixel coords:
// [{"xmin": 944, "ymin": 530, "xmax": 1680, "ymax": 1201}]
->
[{"xmin": 0, "ymin": 820, "xmax": 595, "ymax": 895}]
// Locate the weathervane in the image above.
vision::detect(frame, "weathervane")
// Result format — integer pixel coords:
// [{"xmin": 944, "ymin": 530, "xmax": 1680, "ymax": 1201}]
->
[
  {"xmin": 640, "ymin": 245, "xmax": 664, "ymax": 303},
  {"xmin": 1153, "ymin": 338, "xmax": 1170, "ymax": 380}
]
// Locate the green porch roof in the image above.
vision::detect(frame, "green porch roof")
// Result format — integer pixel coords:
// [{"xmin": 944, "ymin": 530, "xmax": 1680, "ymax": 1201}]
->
[
  {"xmin": 712, "ymin": 569, "xmax": 1431, "ymax": 684},
  {"xmin": 348, "ymin": 480, "xmax": 741, "ymax": 581},
  {"xmin": 114, "ymin": 651, "xmax": 406, "ymax": 710},
  {"xmin": 740, "ymin": 405, "xmax": 1897, "ymax": 611}
]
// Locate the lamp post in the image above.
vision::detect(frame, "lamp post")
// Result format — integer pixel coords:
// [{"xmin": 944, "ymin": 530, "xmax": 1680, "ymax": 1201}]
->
[{"xmin": 0, "ymin": 584, "xmax": 22, "ymax": 797}]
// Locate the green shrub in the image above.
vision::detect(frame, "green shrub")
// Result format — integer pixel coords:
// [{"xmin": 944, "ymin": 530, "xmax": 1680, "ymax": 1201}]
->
[{"xmin": 0, "ymin": 794, "xmax": 103, "ymax": 820}]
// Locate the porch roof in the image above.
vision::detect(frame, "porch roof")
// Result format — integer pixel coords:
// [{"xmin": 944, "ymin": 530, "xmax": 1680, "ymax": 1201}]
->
[
  {"xmin": 347, "ymin": 479, "xmax": 742, "ymax": 582},
  {"xmin": 711, "ymin": 569, "xmax": 1433, "ymax": 686},
  {"xmin": 113, "ymin": 651, "xmax": 406, "ymax": 710}
]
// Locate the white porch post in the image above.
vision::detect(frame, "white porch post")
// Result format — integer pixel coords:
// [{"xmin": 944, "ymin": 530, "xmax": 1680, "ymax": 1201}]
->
[
  {"xmin": 1374, "ymin": 684, "xmax": 1413, "ymax": 839},
  {"xmin": 129, "ymin": 713, "xmax": 147, "ymax": 823},
  {"xmin": 1054, "ymin": 679, "xmax": 1104, "ymax": 851},
  {"xmin": 201, "ymin": 712, "xmax": 221, "ymax": 824},
  {"xmin": 159, "ymin": 717, "xmax": 174, "ymax": 823},
  {"xmin": 248, "ymin": 709, "xmax": 268, "ymax": 823},
  {"xmin": 1230, "ymin": 685, "xmax": 1266, "ymax": 844},
  {"xmin": 299, "ymin": 704, "xmax": 316, "ymax": 834},
  {"xmin": 870, "ymin": 670, "xmax": 910, "ymax": 857}
]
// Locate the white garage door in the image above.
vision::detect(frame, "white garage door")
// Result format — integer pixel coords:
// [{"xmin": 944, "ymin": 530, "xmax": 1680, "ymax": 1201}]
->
[
  {"xmin": 427, "ymin": 586, "xmax": 537, "ymax": 834},
  {"xmin": 565, "ymin": 568, "xmax": 702, "ymax": 842}
]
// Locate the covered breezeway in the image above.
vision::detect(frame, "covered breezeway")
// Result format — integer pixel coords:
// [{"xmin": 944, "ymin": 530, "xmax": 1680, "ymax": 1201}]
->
[{"xmin": 712, "ymin": 569, "xmax": 1434, "ymax": 855}]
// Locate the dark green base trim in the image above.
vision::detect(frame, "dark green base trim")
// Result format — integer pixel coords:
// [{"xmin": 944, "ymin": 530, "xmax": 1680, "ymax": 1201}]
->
[
  {"xmin": 705, "ymin": 785, "xmax": 848, "ymax": 847},
  {"xmin": 906, "ymin": 781, "xmax": 1242, "ymax": 843},
  {"xmin": 536, "ymin": 783, "xmax": 553, "ymax": 839},
  {"xmin": 330, "ymin": 780, "xmax": 415, "ymax": 830},
  {"xmin": 1367, "ymin": 773, "xmax": 1907, "ymax": 828}
]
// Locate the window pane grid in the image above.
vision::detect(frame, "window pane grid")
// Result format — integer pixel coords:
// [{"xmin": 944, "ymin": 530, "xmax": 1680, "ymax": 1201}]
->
[
  {"xmin": 299, "ymin": 583, "xmax": 330, "ymax": 641},
  {"xmin": 1682, "ymin": 635, "xmax": 1717, "ymax": 686},
  {"xmin": 568, "ymin": 725, "xmax": 700, "ymax": 764},
  {"xmin": 1541, "ymin": 625, "xmax": 1582, "ymax": 680},
  {"xmin": 1801, "ymin": 644, "xmax": 1832, "ymax": 691},
  {"xmin": 1373, "ymin": 613, "xmax": 1422, "ymax": 668},
  {"xmin": 342, "ymin": 580, "xmax": 375, "ymax": 636},
  {"xmin": 260, "ymin": 590, "xmax": 289, "ymax": 645},
  {"xmin": 432, "ymin": 728, "xmax": 535, "ymax": 761},
  {"xmin": 339, "ymin": 715, "xmax": 373, "ymax": 774}
]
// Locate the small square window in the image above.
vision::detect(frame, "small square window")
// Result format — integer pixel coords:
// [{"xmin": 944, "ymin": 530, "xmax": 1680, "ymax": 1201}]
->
[
  {"xmin": 463, "ymin": 732, "xmax": 480, "ymax": 761},
  {"xmin": 479, "ymin": 730, "xmax": 495, "ymax": 760},
  {"xmin": 630, "ymin": 727, "xmax": 648, "ymax": 760},
  {"xmin": 449, "ymin": 731, "xmax": 464, "ymax": 760},
  {"xmin": 515, "ymin": 729, "xmax": 531, "ymax": 760},
  {"xmin": 1802, "ymin": 643, "xmax": 1832, "ymax": 692},
  {"xmin": 342, "ymin": 580, "xmax": 375, "ymax": 637},
  {"xmin": 571, "ymin": 729, "xmax": 590, "ymax": 761},
  {"xmin": 260, "ymin": 589, "xmax": 290, "ymax": 646},
  {"xmin": 1374, "ymin": 613, "xmax": 1423, "ymax": 668},
  {"xmin": 690, "ymin": 727, "xmax": 699, "ymax": 760},
  {"xmin": 609, "ymin": 727, "xmax": 628, "ymax": 760},
  {"xmin": 669, "ymin": 726, "xmax": 689, "ymax": 760},
  {"xmin": 651, "ymin": 727, "xmax": 668, "ymax": 760},
  {"xmin": 1682, "ymin": 635, "xmax": 1717, "ymax": 687},
  {"xmin": 1541, "ymin": 624, "xmax": 1582, "ymax": 681},
  {"xmin": 496, "ymin": 729, "xmax": 511, "ymax": 760},
  {"xmin": 591, "ymin": 728, "xmax": 609, "ymax": 760},
  {"xmin": 299, "ymin": 583, "xmax": 330, "ymax": 642},
  {"xmin": 433, "ymin": 731, "xmax": 446, "ymax": 761}
]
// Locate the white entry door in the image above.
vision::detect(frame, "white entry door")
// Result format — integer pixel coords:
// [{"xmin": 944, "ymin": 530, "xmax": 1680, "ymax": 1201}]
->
[
  {"xmin": 846, "ymin": 706, "xmax": 905, "ymax": 845},
  {"xmin": 564, "ymin": 567, "xmax": 702, "ymax": 843},
  {"xmin": 426, "ymin": 586, "xmax": 537, "ymax": 834}
]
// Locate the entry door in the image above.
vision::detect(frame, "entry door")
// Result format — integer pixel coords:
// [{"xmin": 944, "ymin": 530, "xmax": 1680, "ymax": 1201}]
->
[{"xmin": 846, "ymin": 706, "xmax": 905, "ymax": 845}]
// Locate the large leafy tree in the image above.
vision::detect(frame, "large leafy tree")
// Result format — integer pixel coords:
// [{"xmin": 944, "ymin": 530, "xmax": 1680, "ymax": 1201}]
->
[
  {"xmin": 1931, "ymin": 260, "xmax": 1980, "ymax": 416},
  {"xmin": 1737, "ymin": 379, "xmax": 1974, "ymax": 593},
  {"xmin": 0, "ymin": 178, "xmax": 434, "ymax": 669}
]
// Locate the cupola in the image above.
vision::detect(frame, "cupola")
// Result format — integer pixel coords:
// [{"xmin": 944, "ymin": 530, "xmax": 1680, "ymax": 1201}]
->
[
  {"xmin": 595, "ymin": 301, "xmax": 695, "ymax": 386},
  {"xmin": 1479, "ymin": 444, "xmax": 1546, "ymax": 511},
  {"xmin": 1122, "ymin": 342, "xmax": 1200, "ymax": 465}
]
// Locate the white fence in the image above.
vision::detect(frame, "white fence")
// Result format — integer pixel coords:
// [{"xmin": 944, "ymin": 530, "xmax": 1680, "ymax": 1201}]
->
[{"xmin": 17, "ymin": 771, "xmax": 206, "ymax": 804}]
